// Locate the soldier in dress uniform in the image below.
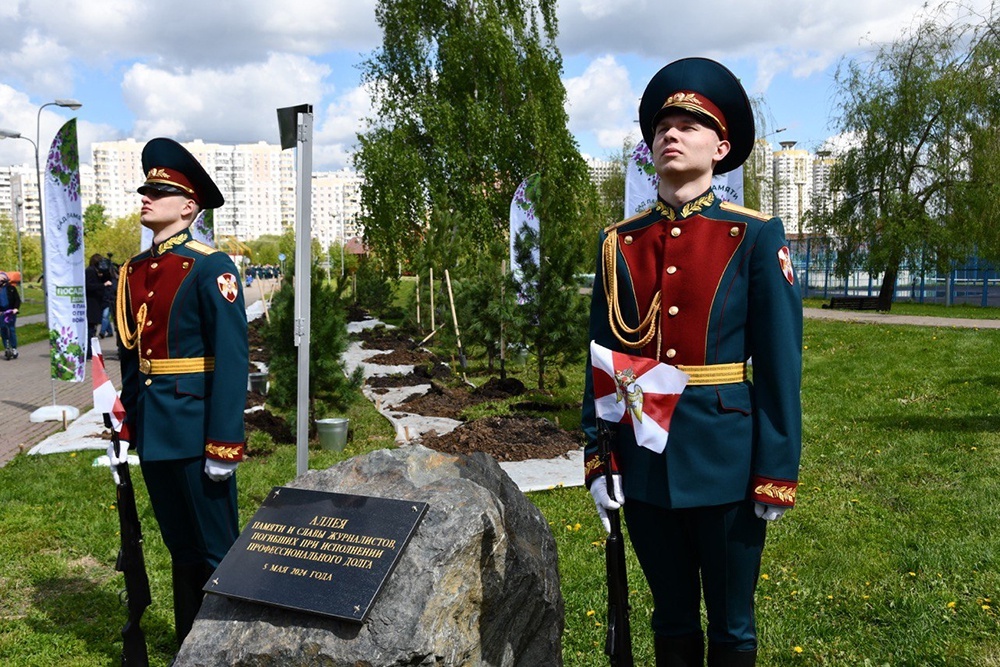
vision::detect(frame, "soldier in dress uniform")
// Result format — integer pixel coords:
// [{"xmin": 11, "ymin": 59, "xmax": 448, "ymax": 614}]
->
[
  {"xmin": 111, "ymin": 137, "xmax": 249, "ymax": 646},
  {"xmin": 582, "ymin": 58, "xmax": 803, "ymax": 666}
]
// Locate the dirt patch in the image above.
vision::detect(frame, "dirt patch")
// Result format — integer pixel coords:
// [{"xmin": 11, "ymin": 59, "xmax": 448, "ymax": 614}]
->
[
  {"xmin": 248, "ymin": 318, "xmax": 269, "ymax": 364},
  {"xmin": 357, "ymin": 327, "xmax": 414, "ymax": 351},
  {"xmin": 421, "ymin": 416, "xmax": 581, "ymax": 462},
  {"xmin": 245, "ymin": 409, "xmax": 293, "ymax": 445},
  {"xmin": 366, "ymin": 348, "xmax": 436, "ymax": 365}
]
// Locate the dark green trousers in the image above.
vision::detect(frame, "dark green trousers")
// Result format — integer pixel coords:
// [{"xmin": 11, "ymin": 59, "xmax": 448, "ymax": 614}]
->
[
  {"xmin": 141, "ymin": 456, "xmax": 239, "ymax": 568},
  {"xmin": 624, "ymin": 499, "xmax": 765, "ymax": 652}
]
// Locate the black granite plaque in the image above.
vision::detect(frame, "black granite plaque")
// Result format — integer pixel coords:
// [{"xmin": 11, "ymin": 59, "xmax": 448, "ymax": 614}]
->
[{"xmin": 206, "ymin": 486, "xmax": 428, "ymax": 622}]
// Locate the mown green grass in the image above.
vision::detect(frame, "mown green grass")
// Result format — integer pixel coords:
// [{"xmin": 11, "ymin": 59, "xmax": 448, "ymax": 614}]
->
[{"xmin": 3, "ymin": 315, "xmax": 1000, "ymax": 665}]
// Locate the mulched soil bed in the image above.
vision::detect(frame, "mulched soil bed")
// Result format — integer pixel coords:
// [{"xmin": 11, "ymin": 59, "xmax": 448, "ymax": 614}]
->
[
  {"xmin": 365, "ymin": 348, "xmax": 437, "ymax": 365},
  {"xmin": 246, "ymin": 312, "xmax": 582, "ymax": 462},
  {"xmin": 420, "ymin": 415, "xmax": 582, "ymax": 462},
  {"xmin": 248, "ymin": 318, "xmax": 270, "ymax": 364},
  {"xmin": 244, "ymin": 408, "xmax": 294, "ymax": 445}
]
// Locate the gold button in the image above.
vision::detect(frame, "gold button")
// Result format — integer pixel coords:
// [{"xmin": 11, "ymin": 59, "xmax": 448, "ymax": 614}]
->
[
  {"xmin": 151, "ymin": 262, "xmax": 158, "ymax": 269},
  {"xmin": 144, "ymin": 379, "xmax": 152, "ymax": 386},
  {"xmin": 666, "ymin": 266, "xmax": 677, "ymax": 275},
  {"xmin": 145, "ymin": 349, "xmax": 152, "ymax": 355},
  {"xmin": 128, "ymin": 266, "xmax": 133, "ymax": 274},
  {"xmin": 182, "ymin": 262, "xmax": 190, "ymax": 269},
  {"xmin": 668, "ymin": 306, "xmax": 679, "ymax": 316},
  {"xmin": 145, "ymin": 320, "xmax": 153, "ymax": 327},
  {"xmin": 147, "ymin": 291, "xmax": 154, "ymax": 298},
  {"xmin": 665, "ymin": 348, "xmax": 677, "ymax": 359},
  {"xmin": 729, "ymin": 226, "xmax": 740, "ymax": 237},
  {"xmin": 624, "ymin": 235, "xmax": 633, "ymax": 245},
  {"xmin": 671, "ymin": 227, "xmax": 681, "ymax": 238}
]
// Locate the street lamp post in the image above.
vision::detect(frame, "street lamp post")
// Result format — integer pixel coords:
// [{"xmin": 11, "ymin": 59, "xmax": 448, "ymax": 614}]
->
[
  {"xmin": 0, "ymin": 130, "xmax": 36, "ymax": 298},
  {"xmin": 2, "ymin": 99, "xmax": 83, "ymax": 325}
]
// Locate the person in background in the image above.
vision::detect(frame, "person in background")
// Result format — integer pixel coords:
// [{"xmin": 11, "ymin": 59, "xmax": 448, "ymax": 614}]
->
[
  {"xmin": 85, "ymin": 254, "xmax": 110, "ymax": 359},
  {"xmin": 99, "ymin": 254, "xmax": 118, "ymax": 338},
  {"xmin": 582, "ymin": 58, "xmax": 802, "ymax": 666},
  {"xmin": 111, "ymin": 137, "xmax": 248, "ymax": 649},
  {"xmin": 0, "ymin": 272, "xmax": 20, "ymax": 360}
]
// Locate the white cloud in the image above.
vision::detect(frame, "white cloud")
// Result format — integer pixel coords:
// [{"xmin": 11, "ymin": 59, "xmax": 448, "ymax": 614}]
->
[
  {"xmin": 563, "ymin": 55, "xmax": 638, "ymax": 157},
  {"xmin": 122, "ymin": 53, "xmax": 331, "ymax": 144},
  {"xmin": 315, "ymin": 84, "xmax": 375, "ymax": 170}
]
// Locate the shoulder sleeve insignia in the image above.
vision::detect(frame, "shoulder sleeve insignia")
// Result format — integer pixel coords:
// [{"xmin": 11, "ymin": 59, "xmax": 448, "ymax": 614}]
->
[
  {"xmin": 603, "ymin": 208, "xmax": 654, "ymax": 234},
  {"xmin": 217, "ymin": 273, "xmax": 239, "ymax": 303},
  {"xmin": 720, "ymin": 201, "xmax": 771, "ymax": 221},
  {"xmin": 185, "ymin": 239, "xmax": 219, "ymax": 255},
  {"xmin": 778, "ymin": 246, "xmax": 795, "ymax": 285}
]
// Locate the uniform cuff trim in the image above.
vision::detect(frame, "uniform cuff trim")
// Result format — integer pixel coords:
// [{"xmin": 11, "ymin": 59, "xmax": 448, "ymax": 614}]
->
[
  {"xmin": 751, "ymin": 476, "xmax": 797, "ymax": 506},
  {"xmin": 206, "ymin": 441, "xmax": 244, "ymax": 462}
]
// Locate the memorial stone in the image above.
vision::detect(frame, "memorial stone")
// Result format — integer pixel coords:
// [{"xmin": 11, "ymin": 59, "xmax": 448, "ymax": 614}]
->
[{"xmin": 175, "ymin": 445, "xmax": 564, "ymax": 666}]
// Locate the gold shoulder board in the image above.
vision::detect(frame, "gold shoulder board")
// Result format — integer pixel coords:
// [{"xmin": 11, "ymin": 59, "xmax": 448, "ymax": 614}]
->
[
  {"xmin": 603, "ymin": 208, "xmax": 654, "ymax": 234},
  {"xmin": 185, "ymin": 239, "xmax": 219, "ymax": 255},
  {"xmin": 720, "ymin": 201, "xmax": 771, "ymax": 221}
]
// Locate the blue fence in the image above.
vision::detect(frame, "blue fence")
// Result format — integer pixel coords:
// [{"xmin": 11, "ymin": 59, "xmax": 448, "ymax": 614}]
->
[{"xmin": 790, "ymin": 237, "xmax": 1000, "ymax": 307}]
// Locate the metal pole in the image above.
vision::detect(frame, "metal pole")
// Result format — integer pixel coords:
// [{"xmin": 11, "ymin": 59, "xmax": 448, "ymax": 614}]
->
[
  {"xmin": 14, "ymin": 193, "xmax": 25, "ymax": 300},
  {"xmin": 293, "ymin": 109, "xmax": 314, "ymax": 478},
  {"xmin": 35, "ymin": 104, "xmax": 51, "ymax": 328}
]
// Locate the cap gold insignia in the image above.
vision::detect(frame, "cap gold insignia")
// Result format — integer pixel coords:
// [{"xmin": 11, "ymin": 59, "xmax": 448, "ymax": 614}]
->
[{"xmin": 147, "ymin": 168, "xmax": 170, "ymax": 179}]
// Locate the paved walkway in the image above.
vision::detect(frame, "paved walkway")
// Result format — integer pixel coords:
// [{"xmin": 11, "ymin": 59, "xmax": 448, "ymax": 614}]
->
[{"xmin": 2, "ymin": 301, "xmax": 995, "ymax": 469}]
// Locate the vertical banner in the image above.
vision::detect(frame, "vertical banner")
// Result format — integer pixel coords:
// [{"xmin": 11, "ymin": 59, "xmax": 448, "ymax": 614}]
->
[
  {"xmin": 624, "ymin": 139, "xmax": 744, "ymax": 218},
  {"xmin": 44, "ymin": 118, "xmax": 87, "ymax": 382},
  {"xmin": 509, "ymin": 172, "xmax": 540, "ymax": 284}
]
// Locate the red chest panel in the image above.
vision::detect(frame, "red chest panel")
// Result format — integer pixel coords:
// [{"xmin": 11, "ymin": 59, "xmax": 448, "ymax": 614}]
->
[
  {"xmin": 617, "ymin": 215, "xmax": 745, "ymax": 363},
  {"xmin": 126, "ymin": 253, "xmax": 197, "ymax": 357}
]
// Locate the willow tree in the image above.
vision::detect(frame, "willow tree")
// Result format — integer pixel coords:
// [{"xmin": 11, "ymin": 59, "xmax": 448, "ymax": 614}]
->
[
  {"xmin": 355, "ymin": 0, "xmax": 596, "ymax": 388},
  {"xmin": 817, "ymin": 1, "xmax": 1000, "ymax": 307}
]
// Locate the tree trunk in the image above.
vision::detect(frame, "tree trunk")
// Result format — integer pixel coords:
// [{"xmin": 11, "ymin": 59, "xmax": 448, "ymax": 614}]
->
[{"xmin": 878, "ymin": 267, "xmax": 897, "ymax": 311}]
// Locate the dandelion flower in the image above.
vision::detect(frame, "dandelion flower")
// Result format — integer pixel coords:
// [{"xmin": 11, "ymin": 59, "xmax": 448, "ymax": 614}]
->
[
  {"xmin": 793, "ymin": 646, "xmax": 804, "ymax": 654},
  {"xmin": 761, "ymin": 574, "xmax": 770, "ymax": 580},
  {"xmin": 947, "ymin": 601, "xmax": 956, "ymax": 609},
  {"xmin": 586, "ymin": 610, "xmax": 595, "ymax": 617}
]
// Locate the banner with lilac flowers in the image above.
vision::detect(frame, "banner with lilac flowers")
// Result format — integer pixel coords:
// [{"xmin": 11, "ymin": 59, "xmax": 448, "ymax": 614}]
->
[
  {"xmin": 43, "ymin": 119, "xmax": 87, "ymax": 382},
  {"xmin": 509, "ymin": 173, "xmax": 540, "ymax": 286},
  {"xmin": 624, "ymin": 139, "xmax": 745, "ymax": 218}
]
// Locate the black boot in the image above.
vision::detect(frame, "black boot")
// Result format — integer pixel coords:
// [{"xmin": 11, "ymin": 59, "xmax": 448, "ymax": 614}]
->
[
  {"xmin": 706, "ymin": 643, "xmax": 756, "ymax": 667},
  {"xmin": 172, "ymin": 562, "xmax": 212, "ymax": 645},
  {"xmin": 655, "ymin": 632, "xmax": 705, "ymax": 667}
]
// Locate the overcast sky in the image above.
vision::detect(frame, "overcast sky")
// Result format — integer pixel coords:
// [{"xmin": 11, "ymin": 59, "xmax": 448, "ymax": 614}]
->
[{"xmin": 0, "ymin": 0, "xmax": 993, "ymax": 172}]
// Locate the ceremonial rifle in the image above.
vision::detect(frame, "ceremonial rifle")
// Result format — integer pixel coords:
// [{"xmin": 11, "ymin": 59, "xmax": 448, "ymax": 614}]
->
[
  {"xmin": 108, "ymin": 421, "xmax": 151, "ymax": 666},
  {"xmin": 597, "ymin": 420, "xmax": 634, "ymax": 667},
  {"xmin": 92, "ymin": 339, "xmax": 151, "ymax": 666}
]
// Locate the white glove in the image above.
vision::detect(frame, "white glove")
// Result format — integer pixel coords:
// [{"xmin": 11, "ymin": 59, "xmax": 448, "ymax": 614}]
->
[
  {"xmin": 204, "ymin": 459, "xmax": 238, "ymax": 482},
  {"xmin": 107, "ymin": 439, "xmax": 130, "ymax": 485},
  {"xmin": 589, "ymin": 474, "xmax": 624, "ymax": 534},
  {"xmin": 754, "ymin": 502, "xmax": 787, "ymax": 522}
]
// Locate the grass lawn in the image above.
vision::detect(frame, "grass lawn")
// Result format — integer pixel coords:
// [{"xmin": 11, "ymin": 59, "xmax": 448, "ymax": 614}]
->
[{"xmin": 2, "ymin": 312, "xmax": 1000, "ymax": 665}]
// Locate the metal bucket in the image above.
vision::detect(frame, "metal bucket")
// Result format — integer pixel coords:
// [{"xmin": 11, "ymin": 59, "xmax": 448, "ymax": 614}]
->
[
  {"xmin": 248, "ymin": 372, "xmax": 268, "ymax": 394},
  {"xmin": 315, "ymin": 418, "xmax": 349, "ymax": 452}
]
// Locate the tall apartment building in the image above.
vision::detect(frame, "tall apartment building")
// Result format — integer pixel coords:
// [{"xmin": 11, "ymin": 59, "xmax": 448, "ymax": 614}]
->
[
  {"xmin": 585, "ymin": 157, "xmax": 620, "ymax": 186},
  {"xmin": 810, "ymin": 150, "xmax": 837, "ymax": 222},
  {"xmin": 312, "ymin": 170, "xmax": 363, "ymax": 252},
  {"xmin": 772, "ymin": 141, "xmax": 813, "ymax": 237},
  {"xmin": 89, "ymin": 138, "xmax": 367, "ymax": 248},
  {"xmin": 2, "ymin": 163, "xmax": 95, "ymax": 235},
  {"xmin": 747, "ymin": 139, "xmax": 775, "ymax": 217},
  {"xmin": 92, "ymin": 139, "xmax": 296, "ymax": 240}
]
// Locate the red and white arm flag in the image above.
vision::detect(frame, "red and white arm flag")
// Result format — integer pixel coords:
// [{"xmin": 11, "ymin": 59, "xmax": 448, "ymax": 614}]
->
[
  {"xmin": 91, "ymin": 337, "xmax": 126, "ymax": 433},
  {"xmin": 590, "ymin": 341, "xmax": 689, "ymax": 454}
]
